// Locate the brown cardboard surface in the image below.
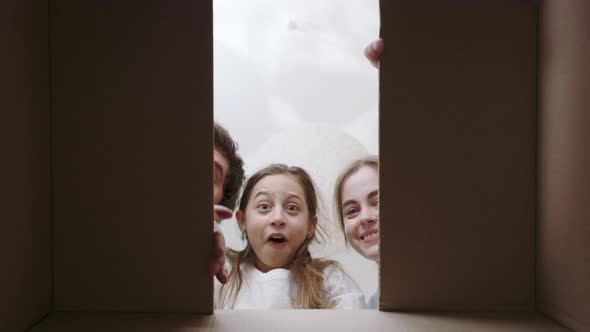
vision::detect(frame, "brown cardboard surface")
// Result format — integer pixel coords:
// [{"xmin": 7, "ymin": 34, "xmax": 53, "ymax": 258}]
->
[
  {"xmin": 30, "ymin": 311, "xmax": 569, "ymax": 332},
  {"xmin": 51, "ymin": 1, "xmax": 213, "ymax": 313},
  {"xmin": 0, "ymin": 0, "xmax": 52, "ymax": 331},
  {"xmin": 3, "ymin": 0, "xmax": 584, "ymax": 329},
  {"xmin": 539, "ymin": 1, "xmax": 590, "ymax": 331},
  {"xmin": 379, "ymin": 1, "xmax": 538, "ymax": 310}
]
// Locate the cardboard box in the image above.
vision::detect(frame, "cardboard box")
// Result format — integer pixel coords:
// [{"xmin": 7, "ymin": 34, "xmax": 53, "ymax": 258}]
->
[{"xmin": 1, "ymin": 0, "xmax": 588, "ymax": 331}]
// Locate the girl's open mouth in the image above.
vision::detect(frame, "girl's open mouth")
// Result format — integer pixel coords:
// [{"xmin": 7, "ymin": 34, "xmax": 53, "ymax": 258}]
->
[{"xmin": 267, "ymin": 233, "xmax": 289, "ymax": 247}]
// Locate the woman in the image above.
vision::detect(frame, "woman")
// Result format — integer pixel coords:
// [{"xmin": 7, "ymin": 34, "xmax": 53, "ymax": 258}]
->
[{"xmin": 334, "ymin": 156, "xmax": 380, "ymax": 308}]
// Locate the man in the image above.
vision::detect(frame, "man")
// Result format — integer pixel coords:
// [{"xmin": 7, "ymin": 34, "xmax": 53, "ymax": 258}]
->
[{"xmin": 211, "ymin": 122, "xmax": 245, "ymax": 284}]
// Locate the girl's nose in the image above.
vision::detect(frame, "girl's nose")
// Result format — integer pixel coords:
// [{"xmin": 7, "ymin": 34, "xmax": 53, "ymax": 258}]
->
[
  {"xmin": 270, "ymin": 209, "xmax": 286, "ymax": 227},
  {"xmin": 359, "ymin": 208, "xmax": 378, "ymax": 226},
  {"xmin": 270, "ymin": 217, "xmax": 286, "ymax": 227},
  {"xmin": 360, "ymin": 215, "xmax": 377, "ymax": 226}
]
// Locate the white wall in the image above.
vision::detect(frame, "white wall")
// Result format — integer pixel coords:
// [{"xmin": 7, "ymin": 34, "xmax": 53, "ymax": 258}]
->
[{"xmin": 214, "ymin": 0, "xmax": 380, "ymax": 302}]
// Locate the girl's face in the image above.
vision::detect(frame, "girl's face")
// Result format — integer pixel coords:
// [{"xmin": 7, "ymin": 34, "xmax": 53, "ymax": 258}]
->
[
  {"xmin": 237, "ymin": 174, "xmax": 315, "ymax": 272},
  {"xmin": 341, "ymin": 166, "xmax": 379, "ymax": 262}
]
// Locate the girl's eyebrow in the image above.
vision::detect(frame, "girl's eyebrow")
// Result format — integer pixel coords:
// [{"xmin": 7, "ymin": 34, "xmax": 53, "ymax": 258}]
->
[
  {"xmin": 254, "ymin": 191, "xmax": 302, "ymax": 201},
  {"xmin": 254, "ymin": 190, "xmax": 273, "ymax": 198},
  {"xmin": 341, "ymin": 199, "xmax": 357, "ymax": 209},
  {"xmin": 367, "ymin": 189, "xmax": 379, "ymax": 199},
  {"xmin": 285, "ymin": 193, "xmax": 303, "ymax": 202},
  {"xmin": 342, "ymin": 190, "xmax": 378, "ymax": 208}
]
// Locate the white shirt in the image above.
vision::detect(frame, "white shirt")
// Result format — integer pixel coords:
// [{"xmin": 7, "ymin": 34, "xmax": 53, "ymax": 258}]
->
[
  {"xmin": 215, "ymin": 261, "xmax": 365, "ymax": 309},
  {"xmin": 366, "ymin": 289, "xmax": 379, "ymax": 309}
]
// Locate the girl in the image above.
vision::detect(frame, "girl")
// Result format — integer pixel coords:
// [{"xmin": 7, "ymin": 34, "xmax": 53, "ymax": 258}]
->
[
  {"xmin": 334, "ymin": 156, "xmax": 380, "ymax": 309},
  {"xmin": 215, "ymin": 164, "xmax": 365, "ymax": 309}
]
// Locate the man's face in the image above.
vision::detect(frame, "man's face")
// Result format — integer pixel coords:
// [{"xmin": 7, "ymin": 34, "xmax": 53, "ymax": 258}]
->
[{"xmin": 213, "ymin": 147, "xmax": 230, "ymax": 205}]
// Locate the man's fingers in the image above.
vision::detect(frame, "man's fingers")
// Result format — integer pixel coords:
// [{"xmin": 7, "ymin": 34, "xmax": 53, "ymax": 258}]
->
[
  {"xmin": 211, "ymin": 242, "xmax": 227, "ymax": 284},
  {"xmin": 214, "ymin": 231, "xmax": 226, "ymax": 257},
  {"xmin": 211, "ymin": 229, "xmax": 227, "ymax": 284},
  {"xmin": 364, "ymin": 38, "xmax": 384, "ymax": 69},
  {"xmin": 214, "ymin": 205, "xmax": 233, "ymax": 222},
  {"xmin": 210, "ymin": 260, "xmax": 220, "ymax": 276},
  {"xmin": 211, "ymin": 259, "xmax": 228, "ymax": 284},
  {"xmin": 215, "ymin": 254, "xmax": 228, "ymax": 284},
  {"xmin": 216, "ymin": 268, "xmax": 228, "ymax": 285},
  {"xmin": 212, "ymin": 205, "xmax": 230, "ymax": 284}
]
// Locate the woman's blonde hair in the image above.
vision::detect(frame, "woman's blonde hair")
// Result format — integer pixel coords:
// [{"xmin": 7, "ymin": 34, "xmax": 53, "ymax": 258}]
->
[
  {"xmin": 333, "ymin": 156, "xmax": 379, "ymax": 244},
  {"xmin": 217, "ymin": 164, "xmax": 338, "ymax": 309}
]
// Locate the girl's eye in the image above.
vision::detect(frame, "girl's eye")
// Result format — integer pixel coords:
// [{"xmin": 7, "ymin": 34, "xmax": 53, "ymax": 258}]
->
[
  {"xmin": 372, "ymin": 198, "xmax": 379, "ymax": 206},
  {"xmin": 345, "ymin": 208, "xmax": 359, "ymax": 218},
  {"xmin": 257, "ymin": 203, "xmax": 271, "ymax": 211},
  {"xmin": 286, "ymin": 204, "xmax": 299, "ymax": 212}
]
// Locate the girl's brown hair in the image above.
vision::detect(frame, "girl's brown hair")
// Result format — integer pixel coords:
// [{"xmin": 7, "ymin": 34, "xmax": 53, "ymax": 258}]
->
[
  {"xmin": 333, "ymin": 156, "xmax": 379, "ymax": 243},
  {"xmin": 217, "ymin": 164, "xmax": 338, "ymax": 309}
]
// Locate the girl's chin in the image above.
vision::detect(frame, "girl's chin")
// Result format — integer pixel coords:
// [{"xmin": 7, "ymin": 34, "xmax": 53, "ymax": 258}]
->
[
  {"xmin": 256, "ymin": 257, "xmax": 291, "ymax": 271},
  {"xmin": 361, "ymin": 244, "xmax": 380, "ymax": 261}
]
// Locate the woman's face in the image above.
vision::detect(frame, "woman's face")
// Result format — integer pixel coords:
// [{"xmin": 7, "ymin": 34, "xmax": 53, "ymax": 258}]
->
[
  {"xmin": 341, "ymin": 166, "xmax": 379, "ymax": 262},
  {"xmin": 237, "ymin": 174, "xmax": 315, "ymax": 272}
]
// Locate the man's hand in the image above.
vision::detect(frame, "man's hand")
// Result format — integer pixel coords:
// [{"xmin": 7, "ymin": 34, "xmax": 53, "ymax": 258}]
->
[
  {"xmin": 211, "ymin": 204, "xmax": 233, "ymax": 284},
  {"xmin": 364, "ymin": 38, "xmax": 384, "ymax": 69}
]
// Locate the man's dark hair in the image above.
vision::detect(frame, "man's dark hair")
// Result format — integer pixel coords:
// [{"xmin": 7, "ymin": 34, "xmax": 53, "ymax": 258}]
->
[{"xmin": 214, "ymin": 122, "xmax": 245, "ymax": 210}]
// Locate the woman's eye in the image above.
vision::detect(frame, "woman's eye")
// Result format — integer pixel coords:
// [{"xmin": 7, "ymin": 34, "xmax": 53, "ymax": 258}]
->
[
  {"xmin": 257, "ymin": 203, "xmax": 271, "ymax": 210},
  {"xmin": 372, "ymin": 198, "xmax": 379, "ymax": 206}
]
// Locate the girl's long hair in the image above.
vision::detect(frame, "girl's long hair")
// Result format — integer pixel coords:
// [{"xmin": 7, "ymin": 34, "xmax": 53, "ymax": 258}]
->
[{"xmin": 217, "ymin": 164, "xmax": 338, "ymax": 309}]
